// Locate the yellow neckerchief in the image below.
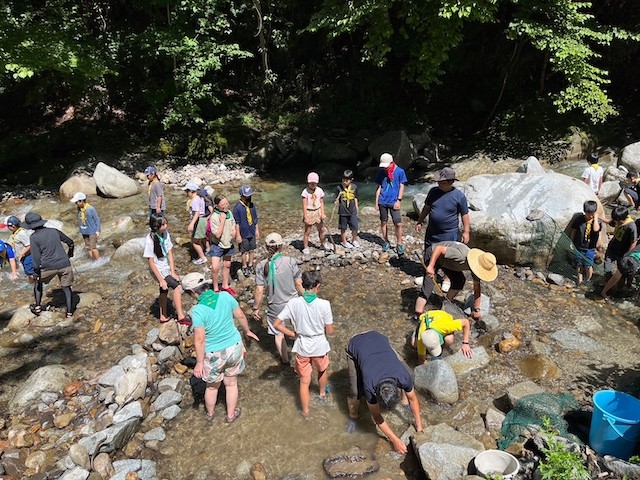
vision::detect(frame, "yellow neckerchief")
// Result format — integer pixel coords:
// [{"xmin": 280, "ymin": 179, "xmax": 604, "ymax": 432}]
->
[
  {"xmin": 339, "ymin": 184, "xmax": 356, "ymax": 207},
  {"xmin": 241, "ymin": 198, "xmax": 253, "ymax": 225},
  {"xmin": 584, "ymin": 217, "xmax": 593, "ymax": 243},
  {"xmin": 614, "ymin": 217, "xmax": 633, "ymax": 241},
  {"xmin": 148, "ymin": 178, "xmax": 158, "ymax": 198},
  {"xmin": 591, "ymin": 163, "xmax": 600, "ymax": 170},
  {"xmin": 79, "ymin": 203, "xmax": 90, "ymax": 225},
  {"xmin": 9, "ymin": 227, "xmax": 22, "ymax": 250},
  {"xmin": 307, "ymin": 186, "xmax": 318, "ymax": 209}
]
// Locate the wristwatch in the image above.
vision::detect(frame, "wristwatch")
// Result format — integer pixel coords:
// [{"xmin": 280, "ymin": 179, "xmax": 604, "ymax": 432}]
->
[{"xmin": 397, "ymin": 198, "xmax": 402, "ymax": 201}]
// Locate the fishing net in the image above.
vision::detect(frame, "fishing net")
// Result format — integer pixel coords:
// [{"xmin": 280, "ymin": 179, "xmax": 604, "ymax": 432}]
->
[
  {"xmin": 547, "ymin": 232, "xmax": 605, "ymax": 280},
  {"xmin": 498, "ymin": 393, "xmax": 582, "ymax": 449}
]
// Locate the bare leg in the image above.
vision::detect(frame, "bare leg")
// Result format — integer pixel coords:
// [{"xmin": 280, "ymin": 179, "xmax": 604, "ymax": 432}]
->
[
  {"xmin": 395, "ymin": 222, "xmax": 403, "ymax": 246},
  {"xmin": 192, "ymin": 239, "xmax": 206, "ymax": 261},
  {"xmin": 303, "ymin": 224, "xmax": 312, "ymax": 249},
  {"xmin": 414, "ymin": 296, "xmax": 427, "ymax": 316},
  {"xmin": 89, "ymin": 248, "xmax": 100, "ymax": 261},
  {"xmin": 318, "ymin": 367, "xmax": 328, "ymax": 397},
  {"xmin": 380, "ymin": 221, "xmax": 388, "ymax": 242},
  {"xmin": 248, "ymin": 250, "xmax": 255, "ymax": 269},
  {"xmin": 275, "ymin": 334, "xmax": 289, "ymax": 363},
  {"xmin": 204, "ymin": 381, "xmax": 221, "ymax": 417},
  {"xmin": 347, "ymin": 395, "xmax": 360, "ymax": 419},
  {"xmin": 159, "ymin": 289, "xmax": 169, "ymax": 321},
  {"xmin": 223, "ymin": 376, "xmax": 238, "ymax": 420},
  {"xmin": 300, "ymin": 375, "xmax": 311, "ymax": 416},
  {"xmin": 221, "ymin": 256, "xmax": 232, "ymax": 289},
  {"xmin": 210, "ymin": 256, "xmax": 221, "ymax": 291},
  {"xmin": 602, "ymin": 270, "xmax": 622, "ymax": 299},
  {"xmin": 172, "ymin": 285, "xmax": 185, "ymax": 319}
]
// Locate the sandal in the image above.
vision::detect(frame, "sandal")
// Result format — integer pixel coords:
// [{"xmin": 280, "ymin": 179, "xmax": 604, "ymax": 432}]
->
[
  {"xmin": 159, "ymin": 316, "xmax": 171, "ymax": 323},
  {"xmin": 204, "ymin": 410, "xmax": 215, "ymax": 421},
  {"xmin": 225, "ymin": 407, "xmax": 242, "ymax": 424},
  {"xmin": 30, "ymin": 305, "xmax": 42, "ymax": 316},
  {"xmin": 66, "ymin": 312, "xmax": 74, "ymax": 318},
  {"xmin": 178, "ymin": 316, "xmax": 192, "ymax": 326}
]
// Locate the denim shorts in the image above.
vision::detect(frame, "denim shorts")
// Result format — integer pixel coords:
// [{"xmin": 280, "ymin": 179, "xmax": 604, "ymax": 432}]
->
[{"xmin": 209, "ymin": 244, "xmax": 236, "ymax": 258}]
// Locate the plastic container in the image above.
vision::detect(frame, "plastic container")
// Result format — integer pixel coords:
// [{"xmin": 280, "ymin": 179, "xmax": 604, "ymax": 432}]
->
[
  {"xmin": 474, "ymin": 450, "xmax": 520, "ymax": 479},
  {"xmin": 590, "ymin": 389, "xmax": 640, "ymax": 459}
]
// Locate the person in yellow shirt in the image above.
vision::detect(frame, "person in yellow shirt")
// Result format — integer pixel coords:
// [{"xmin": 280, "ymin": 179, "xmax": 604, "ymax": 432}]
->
[{"xmin": 411, "ymin": 310, "xmax": 472, "ymax": 364}]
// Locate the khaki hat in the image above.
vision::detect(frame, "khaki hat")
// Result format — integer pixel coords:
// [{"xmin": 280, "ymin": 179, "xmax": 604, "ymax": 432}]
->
[
  {"xmin": 265, "ymin": 232, "xmax": 283, "ymax": 246},
  {"xmin": 421, "ymin": 329, "xmax": 443, "ymax": 357},
  {"xmin": 181, "ymin": 272, "xmax": 207, "ymax": 291},
  {"xmin": 434, "ymin": 167, "xmax": 457, "ymax": 181},
  {"xmin": 467, "ymin": 248, "xmax": 498, "ymax": 282}
]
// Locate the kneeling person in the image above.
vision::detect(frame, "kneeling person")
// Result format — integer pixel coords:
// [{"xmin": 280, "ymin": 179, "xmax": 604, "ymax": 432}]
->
[{"xmin": 412, "ymin": 310, "xmax": 472, "ymax": 364}]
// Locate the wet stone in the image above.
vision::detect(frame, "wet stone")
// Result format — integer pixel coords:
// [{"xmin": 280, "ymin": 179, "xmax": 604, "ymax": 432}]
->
[
  {"xmin": 153, "ymin": 390, "xmax": 182, "ymax": 411},
  {"xmin": 143, "ymin": 427, "xmax": 166, "ymax": 442},
  {"xmin": 550, "ymin": 328, "xmax": 600, "ymax": 352},
  {"xmin": 160, "ymin": 405, "xmax": 181, "ymax": 420},
  {"xmin": 322, "ymin": 446, "xmax": 380, "ymax": 479},
  {"xmin": 113, "ymin": 401, "xmax": 143, "ymax": 423}
]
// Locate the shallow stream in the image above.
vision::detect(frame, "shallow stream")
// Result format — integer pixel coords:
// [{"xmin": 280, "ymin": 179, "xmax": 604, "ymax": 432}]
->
[{"xmin": 1, "ymin": 175, "xmax": 639, "ymax": 479}]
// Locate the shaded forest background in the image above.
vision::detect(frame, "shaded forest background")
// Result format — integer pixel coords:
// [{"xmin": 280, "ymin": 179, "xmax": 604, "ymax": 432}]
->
[{"xmin": 1, "ymin": 0, "xmax": 639, "ymax": 182}]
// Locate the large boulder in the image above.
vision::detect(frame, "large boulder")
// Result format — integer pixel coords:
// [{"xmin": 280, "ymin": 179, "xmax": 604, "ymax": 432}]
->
[
  {"xmin": 312, "ymin": 140, "xmax": 358, "ymax": 168},
  {"xmin": 9, "ymin": 365, "xmax": 75, "ymax": 414},
  {"xmin": 368, "ymin": 130, "xmax": 416, "ymax": 170},
  {"xmin": 59, "ymin": 174, "xmax": 97, "ymax": 201},
  {"xmin": 465, "ymin": 171, "xmax": 600, "ymax": 266},
  {"xmin": 93, "ymin": 162, "xmax": 140, "ymax": 198},
  {"xmin": 110, "ymin": 237, "xmax": 146, "ymax": 264},
  {"xmin": 619, "ymin": 141, "xmax": 640, "ymax": 173}
]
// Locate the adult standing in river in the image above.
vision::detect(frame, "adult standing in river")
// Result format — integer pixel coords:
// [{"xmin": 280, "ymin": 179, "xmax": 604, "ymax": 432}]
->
[
  {"xmin": 145, "ymin": 166, "xmax": 165, "ymax": 219},
  {"xmin": 415, "ymin": 167, "xmax": 470, "ymax": 293},
  {"xmin": 23, "ymin": 212, "xmax": 75, "ymax": 317},
  {"xmin": 345, "ymin": 330, "xmax": 423, "ymax": 454},
  {"xmin": 182, "ymin": 272, "xmax": 259, "ymax": 423},
  {"xmin": 375, "ymin": 153, "xmax": 407, "ymax": 255},
  {"xmin": 70, "ymin": 192, "xmax": 101, "ymax": 261},
  {"xmin": 253, "ymin": 232, "xmax": 304, "ymax": 365}
]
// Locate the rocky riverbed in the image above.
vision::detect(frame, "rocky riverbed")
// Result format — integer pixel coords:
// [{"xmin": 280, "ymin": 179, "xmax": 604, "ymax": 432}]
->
[{"xmin": 0, "ymin": 158, "xmax": 639, "ymax": 480}]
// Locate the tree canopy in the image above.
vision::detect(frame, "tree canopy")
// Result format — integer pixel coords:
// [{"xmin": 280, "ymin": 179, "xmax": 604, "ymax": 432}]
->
[{"xmin": 1, "ymin": 0, "xmax": 639, "ymax": 161}]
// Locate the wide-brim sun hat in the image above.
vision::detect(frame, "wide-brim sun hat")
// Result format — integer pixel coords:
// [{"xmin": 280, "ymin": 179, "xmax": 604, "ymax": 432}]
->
[
  {"xmin": 22, "ymin": 212, "xmax": 47, "ymax": 229},
  {"xmin": 181, "ymin": 272, "xmax": 207, "ymax": 291},
  {"xmin": 421, "ymin": 329, "xmax": 443, "ymax": 357},
  {"xmin": 379, "ymin": 153, "xmax": 393, "ymax": 168},
  {"xmin": 265, "ymin": 232, "xmax": 283, "ymax": 246},
  {"xmin": 467, "ymin": 248, "xmax": 498, "ymax": 282},
  {"xmin": 70, "ymin": 192, "xmax": 87, "ymax": 203}
]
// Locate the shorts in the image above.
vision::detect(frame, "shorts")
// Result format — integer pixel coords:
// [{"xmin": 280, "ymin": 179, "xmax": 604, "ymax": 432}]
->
[
  {"xmin": 202, "ymin": 341, "xmax": 246, "ymax": 384},
  {"xmin": 624, "ymin": 187, "xmax": 639, "ymax": 207},
  {"xmin": 294, "ymin": 353, "xmax": 330, "ymax": 382},
  {"xmin": 575, "ymin": 248, "xmax": 595, "ymax": 267},
  {"xmin": 339, "ymin": 213, "xmax": 359, "ymax": 232},
  {"xmin": 378, "ymin": 205, "xmax": 402, "ymax": 225},
  {"xmin": 240, "ymin": 237, "xmax": 257, "ymax": 253},
  {"xmin": 305, "ymin": 208, "xmax": 323, "ymax": 225},
  {"xmin": 21, "ymin": 255, "xmax": 35, "ymax": 276},
  {"xmin": 208, "ymin": 244, "xmax": 236, "ymax": 258},
  {"xmin": 83, "ymin": 234, "xmax": 98, "ymax": 250},
  {"xmin": 39, "ymin": 266, "xmax": 74, "ymax": 287},
  {"xmin": 192, "ymin": 217, "xmax": 207, "ymax": 240},
  {"xmin": 160, "ymin": 274, "xmax": 181, "ymax": 291},
  {"xmin": 266, "ymin": 304, "xmax": 288, "ymax": 336},
  {"xmin": 604, "ymin": 253, "xmax": 624, "ymax": 274}
]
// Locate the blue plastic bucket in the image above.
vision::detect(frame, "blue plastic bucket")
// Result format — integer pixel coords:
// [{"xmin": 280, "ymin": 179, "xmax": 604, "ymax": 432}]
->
[{"xmin": 589, "ymin": 390, "xmax": 640, "ymax": 459}]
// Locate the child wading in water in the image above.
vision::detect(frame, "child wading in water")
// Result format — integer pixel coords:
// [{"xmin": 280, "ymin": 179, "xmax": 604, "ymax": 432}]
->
[
  {"xmin": 335, "ymin": 169, "xmax": 360, "ymax": 248},
  {"xmin": 301, "ymin": 172, "xmax": 329, "ymax": 254},
  {"xmin": 569, "ymin": 200, "xmax": 603, "ymax": 286},
  {"xmin": 233, "ymin": 185, "xmax": 259, "ymax": 277},
  {"xmin": 143, "ymin": 213, "xmax": 190, "ymax": 324},
  {"xmin": 207, "ymin": 195, "xmax": 239, "ymax": 296}
]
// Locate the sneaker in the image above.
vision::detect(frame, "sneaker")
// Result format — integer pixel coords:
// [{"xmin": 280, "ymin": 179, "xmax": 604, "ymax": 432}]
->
[
  {"xmin": 397, "ymin": 244, "xmax": 405, "ymax": 255},
  {"xmin": 241, "ymin": 267, "xmax": 250, "ymax": 277},
  {"xmin": 302, "ymin": 248, "xmax": 310, "ymax": 255},
  {"xmin": 382, "ymin": 241, "xmax": 390, "ymax": 252},
  {"xmin": 192, "ymin": 258, "xmax": 207, "ymax": 265},
  {"xmin": 341, "ymin": 241, "xmax": 353, "ymax": 249},
  {"xmin": 351, "ymin": 240, "xmax": 361, "ymax": 248},
  {"xmin": 248, "ymin": 266, "xmax": 255, "ymax": 275},
  {"xmin": 324, "ymin": 241, "xmax": 334, "ymax": 251},
  {"xmin": 441, "ymin": 279, "xmax": 451, "ymax": 293}
]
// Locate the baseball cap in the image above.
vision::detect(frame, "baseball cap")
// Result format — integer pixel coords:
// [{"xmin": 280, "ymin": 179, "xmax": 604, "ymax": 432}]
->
[
  {"xmin": 421, "ymin": 329, "xmax": 443, "ymax": 357},
  {"xmin": 239, "ymin": 185, "xmax": 253, "ymax": 197},
  {"xmin": 182, "ymin": 181, "xmax": 199, "ymax": 192},
  {"xmin": 434, "ymin": 167, "xmax": 457, "ymax": 181},
  {"xmin": 379, "ymin": 153, "xmax": 394, "ymax": 168},
  {"xmin": 70, "ymin": 192, "xmax": 87, "ymax": 203},
  {"xmin": 144, "ymin": 166, "xmax": 157, "ymax": 175},
  {"xmin": 2, "ymin": 216, "xmax": 20, "ymax": 229},
  {"xmin": 181, "ymin": 272, "xmax": 207, "ymax": 291},
  {"xmin": 265, "ymin": 232, "xmax": 283, "ymax": 246},
  {"xmin": 307, "ymin": 172, "xmax": 319, "ymax": 184}
]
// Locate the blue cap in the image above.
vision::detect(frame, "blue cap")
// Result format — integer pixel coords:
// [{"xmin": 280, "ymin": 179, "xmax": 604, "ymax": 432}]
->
[
  {"xmin": 182, "ymin": 181, "xmax": 199, "ymax": 192},
  {"xmin": 239, "ymin": 185, "xmax": 253, "ymax": 197},
  {"xmin": 144, "ymin": 166, "xmax": 157, "ymax": 175}
]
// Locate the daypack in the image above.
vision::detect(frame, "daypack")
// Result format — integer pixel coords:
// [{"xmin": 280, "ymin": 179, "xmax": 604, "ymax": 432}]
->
[{"xmin": 205, "ymin": 216, "xmax": 220, "ymax": 245}]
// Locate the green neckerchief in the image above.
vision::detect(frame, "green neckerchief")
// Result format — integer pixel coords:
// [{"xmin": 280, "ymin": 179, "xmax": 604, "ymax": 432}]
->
[
  {"xmin": 302, "ymin": 291, "xmax": 317, "ymax": 303},
  {"xmin": 214, "ymin": 209, "xmax": 231, "ymax": 219},
  {"xmin": 268, "ymin": 252, "xmax": 282, "ymax": 290},
  {"xmin": 198, "ymin": 290, "xmax": 219, "ymax": 310},
  {"xmin": 154, "ymin": 232, "xmax": 168, "ymax": 257}
]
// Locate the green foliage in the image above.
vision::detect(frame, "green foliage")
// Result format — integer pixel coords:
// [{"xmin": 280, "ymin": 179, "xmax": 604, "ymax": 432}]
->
[
  {"xmin": 538, "ymin": 417, "xmax": 590, "ymax": 480},
  {"xmin": 629, "ymin": 455, "xmax": 640, "ymax": 465}
]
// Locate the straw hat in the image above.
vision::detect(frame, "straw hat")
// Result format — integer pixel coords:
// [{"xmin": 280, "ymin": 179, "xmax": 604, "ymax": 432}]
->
[{"xmin": 467, "ymin": 249, "xmax": 498, "ymax": 282}]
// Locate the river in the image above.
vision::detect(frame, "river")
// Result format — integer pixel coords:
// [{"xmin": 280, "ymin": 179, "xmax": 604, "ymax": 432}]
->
[{"xmin": 0, "ymin": 173, "xmax": 639, "ymax": 479}]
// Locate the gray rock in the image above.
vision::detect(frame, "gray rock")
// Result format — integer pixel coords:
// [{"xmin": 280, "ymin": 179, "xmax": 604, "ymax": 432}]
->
[
  {"xmin": 111, "ymin": 237, "xmax": 146, "ymax": 263},
  {"xmin": 414, "ymin": 361, "xmax": 459, "ymax": 404},
  {"xmin": 517, "ymin": 156, "xmax": 546, "ymax": 174},
  {"xmin": 111, "ymin": 459, "xmax": 156, "ymax": 480},
  {"xmin": 446, "ymin": 347, "xmax": 490, "ymax": 375},
  {"xmin": 530, "ymin": 339, "xmax": 551, "ymax": 356},
  {"xmin": 93, "ymin": 162, "xmax": 140, "ymax": 198},
  {"xmin": 485, "ymin": 406, "xmax": 506, "ymax": 434},
  {"xmin": 92, "ymin": 452, "xmax": 114, "ymax": 479},
  {"xmin": 98, "ymin": 366, "xmax": 126, "ymax": 387},
  {"xmin": 68, "ymin": 444, "xmax": 90, "ymax": 470},
  {"xmin": 118, "ymin": 353, "xmax": 148, "ymax": 371},
  {"xmin": 322, "ymin": 446, "xmax": 380, "ymax": 479},
  {"xmin": 131, "ymin": 344, "xmax": 144, "ymax": 355},
  {"xmin": 160, "ymin": 405, "xmax": 181, "ymax": 420},
  {"xmin": 619, "ymin": 141, "xmax": 640, "ymax": 173},
  {"xmin": 157, "ymin": 346, "xmax": 179, "ymax": 363},
  {"xmin": 114, "ymin": 367, "xmax": 147, "ymax": 405},
  {"xmin": 78, "ymin": 431, "xmax": 109, "ymax": 457},
  {"xmin": 546, "ymin": 273, "xmax": 565, "ymax": 285},
  {"xmin": 143, "ymin": 427, "xmax": 166, "ymax": 442},
  {"xmin": 59, "ymin": 174, "xmax": 98, "ymax": 200},
  {"xmin": 59, "ymin": 467, "xmax": 90, "ymax": 480},
  {"xmin": 112, "ymin": 401, "xmax": 143, "ymax": 423},
  {"xmin": 153, "ymin": 390, "xmax": 183, "ymax": 411},
  {"xmin": 145, "ymin": 328, "xmax": 159, "ymax": 346},
  {"xmin": 6, "ymin": 306, "xmax": 35, "ymax": 331},
  {"xmin": 369, "ymin": 130, "xmax": 416, "ymax": 170},
  {"xmin": 550, "ymin": 328, "xmax": 600, "ymax": 352},
  {"xmin": 506, "ymin": 381, "xmax": 544, "ymax": 408},
  {"xmin": 478, "ymin": 314, "xmax": 499, "ymax": 331},
  {"xmin": 99, "ymin": 417, "xmax": 141, "ymax": 454},
  {"xmin": 157, "ymin": 377, "xmax": 183, "ymax": 393},
  {"xmin": 158, "ymin": 321, "xmax": 181, "ymax": 345},
  {"xmin": 599, "ymin": 180, "xmax": 622, "ymax": 203},
  {"xmin": 9, "ymin": 365, "xmax": 75, "ymax": 414}
]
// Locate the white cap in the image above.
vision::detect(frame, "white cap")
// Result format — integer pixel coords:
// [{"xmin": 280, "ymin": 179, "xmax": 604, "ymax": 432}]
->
[
  {"xmin": 70, "ymin": 192, "xmax": 87, "ymax": 203},
  {"xmin": 379, "ymin": 153, "xmax": 393, "ymax": 168},
  {"xmin": 182, "ymin": 181, "xmax": 199, "ymax": 192},
  {"xmin": 265, "ymin": 232, "xmax": 283, "ymax": 246},
  {"xmin": 421, "ymin": 329, "xmax": 443, "ymax": 357}
]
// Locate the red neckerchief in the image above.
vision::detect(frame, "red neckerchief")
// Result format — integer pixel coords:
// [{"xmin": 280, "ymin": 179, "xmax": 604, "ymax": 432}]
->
[{"xmin": 387, "ymin": 163, "xmax": 396, "ymax": 182}]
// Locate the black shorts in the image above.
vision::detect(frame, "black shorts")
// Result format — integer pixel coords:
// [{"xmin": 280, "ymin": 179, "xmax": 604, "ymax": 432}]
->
[
  {"xmin": 378, "ymin": 205, "xmax": 402, "ymax": 225},
  {"xmin": 339, "ymin": 213, "xmax": 359, "ymax": 232},
  {"xmin": 240, "ymin": 236, "xmax": 257, "ymax": 253},
  {"xmin": 161, "ymin": 274, "xmax": 181, "ymax": 291}
]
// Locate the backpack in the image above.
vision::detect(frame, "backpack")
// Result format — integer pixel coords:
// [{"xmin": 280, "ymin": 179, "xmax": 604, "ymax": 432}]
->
[{"xmin": 205, "ymin": 217, "xmax": 220, "ymax": 245}]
